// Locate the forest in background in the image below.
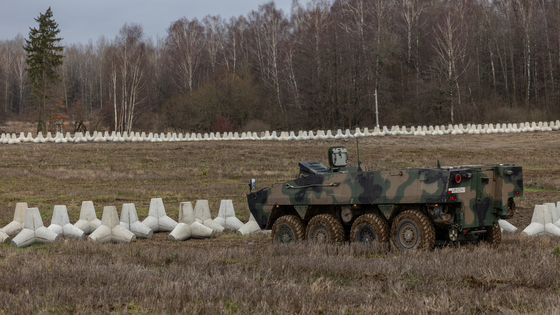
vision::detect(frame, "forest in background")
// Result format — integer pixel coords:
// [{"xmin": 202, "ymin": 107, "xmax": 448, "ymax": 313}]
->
[{"xmin": 0, "ymin": 0, "xmax": 559, "ymax": 133}]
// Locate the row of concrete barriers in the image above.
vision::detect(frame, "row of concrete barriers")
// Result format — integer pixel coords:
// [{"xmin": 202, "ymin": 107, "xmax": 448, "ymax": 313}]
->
[
  {"xmin": 1, "ymin": 121, "xmax": 560, "ymax": 144},
  {"xmin": 0, "ymin": 199, "xmax": 265, "ymax": 248}
]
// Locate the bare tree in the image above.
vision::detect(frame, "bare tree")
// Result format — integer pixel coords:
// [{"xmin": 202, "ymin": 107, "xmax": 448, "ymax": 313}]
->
[
  {"xmin": 11, "ymin": 35, "xmax": 27, "ymax": 114},
  {"xmin": 0, "ymin": 40, "xmax": 15, "ymax": 114},
  {"xmin": 111, "ymin": 23, "xmax": 147, "ymax": 132},
  {"xmin": 167, "ymin": 18, "xmax": 205, "ymax": 93},
  {"xmin": 432, "ymin": 12, "xmax": 471, "ymax": 123},
  {"xmin": 223, "ymin": 16, "xmax": 247, "ymax": 74},
  {"xmin": 513, "ymin": 0, "xmax": 535, "ymax": 106},
  {"xmin": 248, "ymin": 2, "xmax": 289, "ymax": 116},
  {"xmin": 203, "ymin": 15, "xmax": 226, "ymax": 75}
]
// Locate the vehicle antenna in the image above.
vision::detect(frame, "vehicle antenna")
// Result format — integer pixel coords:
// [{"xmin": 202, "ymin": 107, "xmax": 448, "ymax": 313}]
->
[{"xmin": 356, "ymin": 138, "xmax": 362, "ymax": 172}]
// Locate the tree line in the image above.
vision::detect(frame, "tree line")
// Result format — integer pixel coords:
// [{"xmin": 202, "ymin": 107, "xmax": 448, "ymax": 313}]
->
[{"xmin": 0, "ymin": 0, "xmax": 559, "ymax": 133}]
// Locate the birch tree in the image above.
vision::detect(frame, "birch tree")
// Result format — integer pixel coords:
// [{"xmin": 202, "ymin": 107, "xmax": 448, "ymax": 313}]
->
[
  {"xmin": 111, "ymin": 23, "xmax": 146, "ymax": 133},
  {"xmin": 248, "ymin": 2, "xmax": 288, "ymax": 116},
  {"xmin": 433, "ymin": 12, "xmax": 470, "ymax": 123},
  {"xmin": 167, "ymin": 18, "xmax": 205, "ymax": 93}
]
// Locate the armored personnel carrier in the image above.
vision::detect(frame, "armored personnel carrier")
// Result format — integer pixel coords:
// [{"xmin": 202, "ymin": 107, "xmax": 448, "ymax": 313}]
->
[{"xmin": 247, "ymin": 146, "xmax": 523, "ymax": 250}]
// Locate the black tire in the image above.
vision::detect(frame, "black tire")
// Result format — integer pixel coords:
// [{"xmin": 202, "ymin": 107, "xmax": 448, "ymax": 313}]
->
[
  {"xmin": 390, "ymin": 210, "xmax": 435, "ymax": 251},
  {"xmin": 306, "ymin": 214, "xmax": 345, "ymax": 243},
  {"xmin": 350, "ymin": 213, "xmax": 390, "ymax": 243},
  {"xmin": 271, "ymin": 215, "xmax": 305, "ymax": 243},
  {"xmin": 480, "ymin": 224, "xmax": 501, "ymax": 246}
]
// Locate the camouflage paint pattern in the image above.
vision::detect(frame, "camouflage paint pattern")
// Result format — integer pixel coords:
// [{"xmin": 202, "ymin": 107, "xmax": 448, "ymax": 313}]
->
[{"xmin": 247, "ymin": 164, "xmax": 523, "ymax": 235}]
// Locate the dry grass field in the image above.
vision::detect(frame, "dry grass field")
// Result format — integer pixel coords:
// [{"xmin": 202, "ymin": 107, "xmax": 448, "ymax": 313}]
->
[{"xmin": 1, "ymin": 132, "xmax": 560, "ymax": 314}]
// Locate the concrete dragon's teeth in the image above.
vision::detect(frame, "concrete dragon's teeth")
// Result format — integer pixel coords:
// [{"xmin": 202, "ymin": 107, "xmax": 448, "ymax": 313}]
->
[
  {"xmin": 142, "ymin": 198, "xmax": 178, "ymax": 232},
  {"xmin": 88, "ymin": 206, "xmax": 136, "ymax": 243},
  {"xmin": 74, "ymin": 201, "xmax": 102, "ymax": 234},
  {"xmin": 2, "ymin": 202, "xmax": 28, "ymax": 237},
  {"xmin": 11, "ymin": 208, "xmax": 61, "ymax": 248},
  {"xmin": 168, "ymin": 202, "xmax": 215, "ymax": 240},
  {"xmin": 0, "ymin": 230, "xmax": 10, "ymax": 243},
  {"xmin": 47, "ymin": 205, "xmax": 85, "ymax": 238},
  {"xmin": 521, "ymin": 204, "xmax": 560, "ymax": 236},
  {"xmin": 236, "ymin": 214, "xmax": 262, "ymax": 236},
  {"xmin": 120, "ymin": 203, "xmax": 153, "ymax": 239}
]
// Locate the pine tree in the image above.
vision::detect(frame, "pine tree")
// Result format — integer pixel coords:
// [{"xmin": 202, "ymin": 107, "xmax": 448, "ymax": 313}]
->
[{"xmin": 24, "ymin": 7, "xmax": 64, "ymax": 132}]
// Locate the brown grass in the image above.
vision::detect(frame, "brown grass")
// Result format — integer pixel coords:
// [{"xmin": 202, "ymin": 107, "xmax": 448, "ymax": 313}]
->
[{"xmin": 1, "ymin": 132, "xmax": 560, "ymax": 314}]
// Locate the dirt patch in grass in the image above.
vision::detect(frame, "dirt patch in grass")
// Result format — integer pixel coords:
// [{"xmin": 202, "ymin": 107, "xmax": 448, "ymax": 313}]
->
[{"xmin": 1, "ymin": 132, "xmax": 560, "ymax": 313}]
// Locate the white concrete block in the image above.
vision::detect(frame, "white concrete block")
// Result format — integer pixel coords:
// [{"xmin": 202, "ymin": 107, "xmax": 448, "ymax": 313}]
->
[
  {"xmin": 142, "ymin": 198, "xmax": 178, "ymax": 232},
  {"xmin": 0, "ymin": 230, "xmax": 10, "ymax": 243},
  {"xmin": 74, "ymin": 201, "xmax": 102, "ymax": 234},
  {"xmin": 307, "ymin": 130, "xmax": 315, "ymax": 140},
  {"xmin": 236, "ymin": 214, "xmax": 262, "ymax": 236},
  {"xmin": 168, "ymin": 223, "xmax": 192, "ymax": 241},
  {"xmin": 11, "ymin": 208, "xmax": 60, "ymax": 248},
  {"xmin": 2, "ymin": 202, "xmax": 28, "ymax": 236},
  {"xmin": 553, "ymin": 202, "xmax": 560, "ymax": 225},
  {"xmin": 498, "ymin": 219, "xmax": 517, "ymax": 233},
  {"xmin": 194, "ymin": 200, "xmax": 212, "ymax": 221},
  {"xmin": 93, "ymin": 131, "xmax": 106, "ymax": 142},
  {"xmin": 522, "ymin": 204, "xmax": 560, "ymax": 236},
  {"xmin": 263, "ymin": 131, "xmax": 271, "ymax": 140},
  {"xmin": 85, "ymin": 131, "xmax": 94, "ymax": 141},
  {"xmin": 190, "ymin": 221, "xmax": 214, "ymax": 238},
  {"xmin": 413, "ymin": 126, "xmax": 424, "ymax": 136},
  {"xmin": 120, "ymin": 203, "xmax": 153, "ymax": 239},
  {"xmin": 65, "ymin": 132, "xmax": 74, "ymax": 142},
  {"xmin": 217, "ymin": 200, "xmax": 236, "ymax": 219},
  {"xmin": 288, "ymin": 131, "xmax": 297, "ymax": 140},
  {"xmin": 334, "ymin": 129, "xmax": 345, "ymax": 139},
  {"xmin": 178, "ymin": 202, "xmax": 196, "ymax": 225},
  {"xmin": 34, "ymin": 132, "xmax": 45, "ymax": 143},
  {"xmin": 88, "ymin": 206, "xmax": 136, "ymax": 243},
  {"xmin": 47, "ymin": 205, "xmax": 85, "ymax": 239},
  {"xmin": 277, "ymin": 131, "xmax": 288, "ymax": 141},
  {"xmin": 225, "ymin": 217, "xmax": 244, "ymax": 231},
  {"xmin": 8, "ymin": 133, "xmax": 20, "ymax": 144},
  {"xmin": 214, "ymin": 217, "xmax": 225, "ymax": 227},
  {"xmin": 203, "ymin": 219, "xmax": 225, "ymax": 233}
]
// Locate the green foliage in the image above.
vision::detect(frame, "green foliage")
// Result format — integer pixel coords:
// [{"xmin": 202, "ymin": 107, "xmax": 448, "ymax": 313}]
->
[{"xmin": 23, "ymin": 7, "xmax": 64, "ymax": 132}]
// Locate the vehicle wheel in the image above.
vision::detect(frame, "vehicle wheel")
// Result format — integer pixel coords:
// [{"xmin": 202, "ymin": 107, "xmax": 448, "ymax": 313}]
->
[
  {"xmin": 480, "ymin": 223, "xmax": 501, "ymax": 246},
  {"xmin": 350, "ymin": 213, "xmax": 390, "ymax": 243},
  {"xmin": 271, "ymin": 215, "xmax": 305, "ymax": 243},
  {"xmin": 390, "ymin": 210, "xmax": 435, "ymax": 251},
  {"xmin": 306, "ymin": 214, "xmax": 345, "ymax": 243}
]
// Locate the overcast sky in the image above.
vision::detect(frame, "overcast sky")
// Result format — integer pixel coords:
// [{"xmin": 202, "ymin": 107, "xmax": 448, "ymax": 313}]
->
[{"xmin": 1, "ymin": 0, "xmax": 294, "ymax": 45}]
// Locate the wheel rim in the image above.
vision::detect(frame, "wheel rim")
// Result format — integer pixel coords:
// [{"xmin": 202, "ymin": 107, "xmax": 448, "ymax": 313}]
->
[
  {"xmin": 311, "ymin": 225, "xmax": 329, "ymax": 243},
  {"xmin": 398, "ymin": 221, "xmax": 419, "ymax": 249},
  {"xmin": 276, "ymin": 225, "xmax": 295, "ymax": 243},
  {"xmin": 356, "ymin": 225, "xmax": 377, "ymax": 243}
]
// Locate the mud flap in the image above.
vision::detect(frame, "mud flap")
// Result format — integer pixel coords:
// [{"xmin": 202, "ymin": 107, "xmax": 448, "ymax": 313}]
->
[
  {"xmin": 294, "ymin": 205, "xmax": 307, "ymax": 220},
  {"xmin": 378, "ymin": 205, "xmax": 393, "ymax": 220}
]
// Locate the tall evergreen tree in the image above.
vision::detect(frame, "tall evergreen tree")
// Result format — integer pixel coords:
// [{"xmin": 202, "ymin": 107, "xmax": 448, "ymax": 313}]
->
[{"xmin": 24, "ymin": 7, "xmax": 64, "ymax": 132}]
